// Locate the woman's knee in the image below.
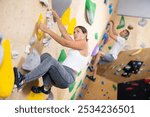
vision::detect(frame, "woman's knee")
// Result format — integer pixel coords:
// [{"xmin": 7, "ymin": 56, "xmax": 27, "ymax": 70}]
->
[{"xmin": 41, "ymin": 53, "xmax": 52, "ymax": 61}]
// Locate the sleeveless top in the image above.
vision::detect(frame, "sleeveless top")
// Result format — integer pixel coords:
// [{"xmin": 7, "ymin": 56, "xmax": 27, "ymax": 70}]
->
[{"xmin": 62, "ymin": 49, "xmax": 88, "ymax": 73}]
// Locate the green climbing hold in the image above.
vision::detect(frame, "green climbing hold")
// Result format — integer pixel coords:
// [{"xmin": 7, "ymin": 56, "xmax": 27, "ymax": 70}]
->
[
  {"xmin": 112, "ymin": 84, "xmax": 117, "ymax": 91},
  {"xmin": 108, "ymin": 45, "xmax": 112, "ymax": 50},
  {"xmin": 85, "ymin": 0, "xmax": 96, "ymax": 25},
  {"xmin": 117, "ymin": 16, "xmax": 125, "ymax": 29},
  {"xmin": 70, "ymin": 91, "xmax": 76, "ymax": 100},
  {"xmin": 58, "ymin": 49, "xmax": 67, "ymax": 63},
  {"xmin": 69, "ymin": 81, "xmax": 76, "ymax": 93},
  {"xmin": 76, "ymin": 79, "xmax": 83, "ymax": 89},
  {"xmin": 95, "ymin": 33, "xmax": 98, "ymax": 40},
  {"xmin": 77, "ymin": 71, "xmax": 82, "ymax": 76}
]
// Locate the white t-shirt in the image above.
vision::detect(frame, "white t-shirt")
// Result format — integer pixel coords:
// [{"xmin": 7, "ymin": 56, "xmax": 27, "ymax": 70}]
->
[{"xmin": 109, "ymin": 36, "xmax": 125, "ymax": 60}]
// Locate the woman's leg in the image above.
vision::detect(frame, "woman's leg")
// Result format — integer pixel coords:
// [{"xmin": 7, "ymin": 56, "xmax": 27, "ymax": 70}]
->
[
  {"xmin": 14, "ymin": 53, "xmax": 62, "ymax": 88},
  {"xmin": 25, "ymin": 53, "xmax": 56, "ymax": 83}
]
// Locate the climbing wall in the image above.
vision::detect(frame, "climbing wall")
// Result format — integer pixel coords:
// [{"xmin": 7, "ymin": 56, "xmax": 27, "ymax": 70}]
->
[
  {"xmin": 79, "ymin": 0, "xmax": 150, "ymax": 100},
  {"xmin": 0, "ymin": 0, "xmax": 118, "ymax": 100}
]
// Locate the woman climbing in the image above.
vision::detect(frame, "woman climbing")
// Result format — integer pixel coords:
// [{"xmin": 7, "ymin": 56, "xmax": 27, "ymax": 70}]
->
[{"xmin": 14, "ymin": 9, "xmax": 89, "ymax": 99}]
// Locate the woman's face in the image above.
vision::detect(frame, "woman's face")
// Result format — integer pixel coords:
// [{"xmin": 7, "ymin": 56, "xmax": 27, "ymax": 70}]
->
[{"xmin": 73, "ymin": 27, "xmax": 86, "ymax": 41}]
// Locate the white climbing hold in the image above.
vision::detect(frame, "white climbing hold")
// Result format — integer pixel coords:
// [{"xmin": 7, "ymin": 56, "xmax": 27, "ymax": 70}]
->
[
  {"xmin": 39, "ymin": 0, "xmax": 49, "ymax": 7},
  {"xmin": 43, "ymin": 37, "xmax": 51, "ymax": 47},
  {"xmin": 24, "ymin": 45, "xmax": 31, "ymax": 54},
  {"xmin": 29, "ymin": 35, "xmax": 37, "ymax": 46},
  {"xmin": 140, "ymin": 42, "xmax": 146, "ymax": 48},
  {"xmin": 12, "ymin": 50, "xmax": 19, "ymax": 59},
  {"xmin": 138, "ymin": 18, "xmax": 147, "ymax": 27},
  {"xmin": 46, "ymin": 10, "xmax": 52, "ymax": 19},
  {"xmin": 22, "ymin": 49, "xmax": 40, "ymax": 71}
]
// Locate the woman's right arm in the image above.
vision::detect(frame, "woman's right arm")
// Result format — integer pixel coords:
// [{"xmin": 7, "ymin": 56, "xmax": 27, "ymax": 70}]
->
[{"xmin": 51, "ymin": 9, "xmax": 73, "ymax": 41}]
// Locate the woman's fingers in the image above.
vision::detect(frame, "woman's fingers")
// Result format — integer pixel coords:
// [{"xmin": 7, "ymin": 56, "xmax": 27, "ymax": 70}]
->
[{"xmin": 39, "ymin": 23, "xmax": 48, "ymax": 33}]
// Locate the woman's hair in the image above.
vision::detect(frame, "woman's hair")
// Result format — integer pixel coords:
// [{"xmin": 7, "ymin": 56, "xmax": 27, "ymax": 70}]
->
[{"xmin": 75, "ymin": 26, "xmax": 88, "ymax": 41}]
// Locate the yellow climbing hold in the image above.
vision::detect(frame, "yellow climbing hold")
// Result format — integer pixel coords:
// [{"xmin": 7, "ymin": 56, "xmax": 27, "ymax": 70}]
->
[
  {"xmin": 61, "ymin": 7, "xmax": 71, "ymax": 26},
  {"xmin": 37, "ymin": 13, "xmax": 44, "ymax": 41},
  {"xmin": 0, "ymin": 39, "xmax": 14, "ymax": 98},
  {"xmin": 27, "ymin": 81, "xmax": 46, "ymax": 100},
  {"xmin": 67, "ymin": 18, "xmax": 76, "ymax": 35}
]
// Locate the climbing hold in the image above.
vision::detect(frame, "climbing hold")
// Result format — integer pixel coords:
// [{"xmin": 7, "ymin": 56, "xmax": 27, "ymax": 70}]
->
[
  {"xmin": 108, "ymin": 4, "xmax": 113, "ymax": 14},
  {"xmin": 12, "ymin": 50, "xmax": 19, "ymax": 60},
  {"xmin": 131, "ymin": 83, "xmax": 139, "ymax": 87},
  {"xmin": 69, "ymin": 81, "xmax": 76, "ymax": 93},
  {"xmin": 77, "ymin": 71, "xmax": 82, "ymax": 76},
  {"xmin": 24, "ymin": 45, "xmax": 31, "ymax": 54},
  {"xmin": 22, "ymin": 49, "xmax": 40, "ymax": 71},
  {"xmin": 108, "ymin": 45, "xmax": 112, "ymax": 50},
  {"xmin": 140, "ymin": 42, "xmax": 146, "ymax": 48},
  {"xmin": 128, "ymin": 25, "xmax": 134, "ymax": 30},
  {"xmin": 95, "ymin": 33, "xmax": 99, "ymax": 40},
  {"xmin": 52, "ymin": 0, "xmax": 72, "ymax": 17},
  {"xmin": 126, "ymin": 87, "xmax": 133, "ymax": 91},
  {"xmin": 104, "ymin": 0, "xmax": 108, "ymax": 5},
  {"xmin": 78, "ymin": 92, "xmax": 83, "ymax": 98},
  {"xmin": 67, "ymin": 18, "xmax": 76, "ymax": 35},
  {"xmin": 0, "ymin": 39, "xmax": 14, "ymax": 98},
  {"xmin": 117, "ymin": 16, "xmax": 125, "ymax": 29},
  {"xmin": 82, "ymin": 84, "xmax": 88, "ymax": 89},
  {"xmin": 40, "ymin": 0, "xmax": 49, "ymax": 7},
  {"xmin": 37, "ymin": 13, "xmax": 44, "ymax": 41},
  {"xmin": 114, "ymin": 71, "xmax": 119, "ymax": 75},
  {"xmin": 91, "ymin": 44, "xmax": 99, "ymax": 56},
  {"xmin": 70, "ymin": 91, "xmax": 76, "ymax": 100},
  {"xmin": 133, "ymin": 94, "xmax": 136, "ymax": 97},
  {"xmin": 61, "ymin": 7, "xmax": 71, "ymax": 25},
  {"xmin": 102, "ymin": 33, "xmax": 109, "ymax": 44},
  {"xmin": 138, "ymin": 18, "xmax": 147, "ymax": 27},
  {"xmin": 101, "ymin": 81, "xmax": 105, "ymax": 85},
  {"xmin": 76, "ymin": 80, "xmax": 82, "ymax": 89},
  {"xmin": 117, "ymin": 68, "xmax": 122, "ymax": 72},
  {"xmin": 112, "ymin": 84, "xmax": 117, "ymax": 91},
  {"xmin": 85, "ymin": 0, "xmax": 96, "ymax": 25},
  {"xmin": 99, "ymin": 45, "xmax": 103, "ymax": 51},
  {"xmin": 29, "ymin": 35, "xmax": 37, "ymax": 46},
  {"xmin": 42, "ymin": 37, "xmax": 51, "ymax": 47},
  {"xmin": 58, "ymin": 49, "xmax": 67, "ymax": 63}
]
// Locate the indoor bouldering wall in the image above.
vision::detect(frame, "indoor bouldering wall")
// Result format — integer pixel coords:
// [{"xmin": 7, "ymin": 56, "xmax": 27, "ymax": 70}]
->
[{"xmin": 0, "ymin": 0, "xmax": 118, "ymax": 100}]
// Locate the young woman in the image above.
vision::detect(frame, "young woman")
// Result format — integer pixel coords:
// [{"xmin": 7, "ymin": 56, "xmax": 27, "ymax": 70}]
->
[{"xmin": 14, "ymin": 9, "xmax": 89, "ymax": 99}]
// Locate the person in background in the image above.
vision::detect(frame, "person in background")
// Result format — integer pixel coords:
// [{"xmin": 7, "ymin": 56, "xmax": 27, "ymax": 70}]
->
[{"xmin": 87, "ymin": 20, "xmax": 130, "ymax": 81}]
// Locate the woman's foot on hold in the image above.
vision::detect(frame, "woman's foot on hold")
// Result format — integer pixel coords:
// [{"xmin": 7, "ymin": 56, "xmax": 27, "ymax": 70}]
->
[
  {"xmin": 13, "ymin": 67, "xmax": 24, "ymax": 90},
  {"xmin": 87, "ymin": 66, "xmax": 94, "ymax": 72},
  {"xmin": 86, "ymin": 75, "xmax": 96, "ymax": 82},
  {"xmin": 31, "ymin": 85, "xmax": 50, "ymax": 94}
]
